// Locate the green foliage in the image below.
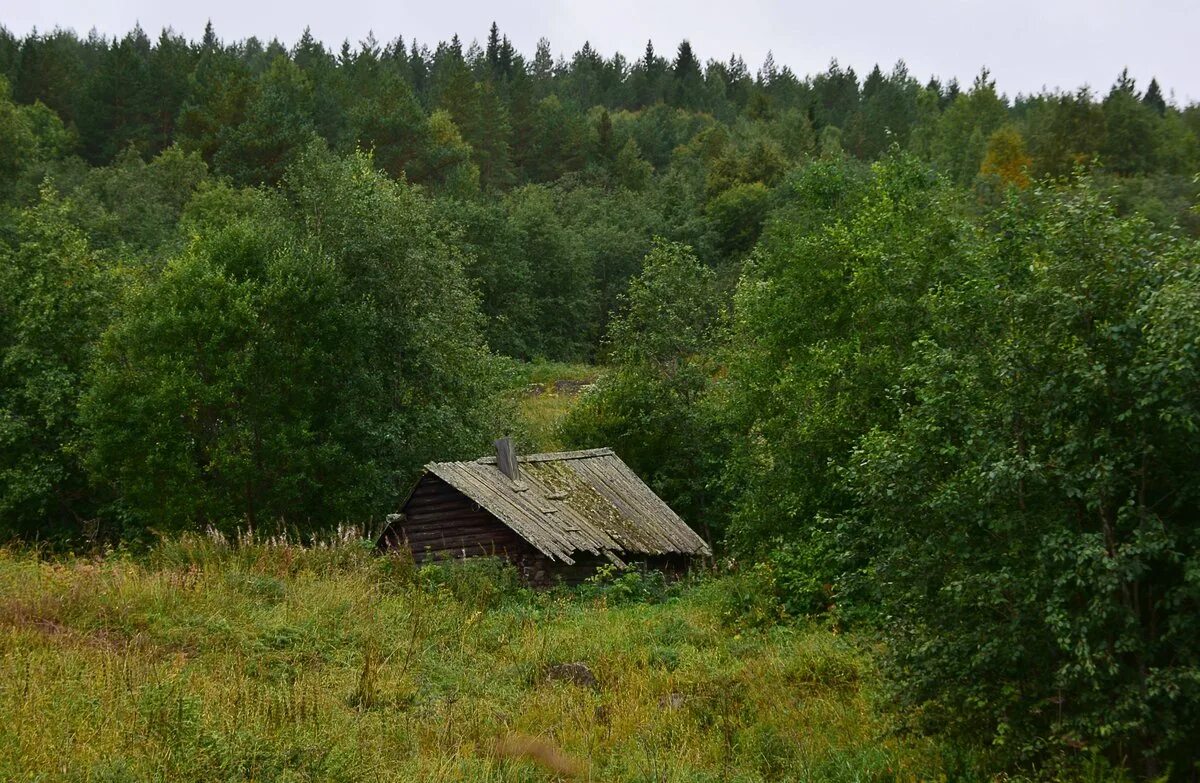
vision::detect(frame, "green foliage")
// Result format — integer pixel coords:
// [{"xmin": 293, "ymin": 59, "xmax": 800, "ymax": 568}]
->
[
  {"xmin": 0, "ymin": 75, "xmax": 73, "ymax": 204},
  {"xmin": 613, "ymin": 137, "xmax": 653, "ymax": 190},
  {"xmin": 517, "ymin": 95, "xmax": 587, "ymax": 183},
  {"xmin": 82, "ymin": 220, "xmax": 363, "ymax": 536},
  {"xmin": 175, "ymin": 44, "xmax": 254, "ymax": 168},
  {"xmin": 212, "ymin": 56, "xmax": 318, "ymax": 186},
  {"xmin": 0, "ymin": 187, "xmax": 114, "ymax": 543},
  {"xmin": 580, "ymin": 563, "xmax": 675, "ymax": 604},
  {"xmin": 562, "ymin": 240, "xmax": 727, "ymax": 532},
  {"xmin": 1101, "ymin": 72, "xmax": 1159, "ymax": 176},
  {"xmin": 0, "ymin": 76, "xmax": 38, "ymax": 202},
  {"xmin": 725, "ymin": 153, "xmax": 963, "ymax": 552},
  {"xmin": 604, "ymin": 239, "xmax": 720, "ymax": 366},
  {"xmin": 416, "ymin": 556, "xmax": 529, "ymax": 609},
  {"xmin": 57, "ymin": 145, "xmax": 210, "ymax": 259},
  {"xmin": 931, "ymin": 69, "xmax": 1009, "ymax": 185},
  {"xmin": 696, "ymin": 561, "xmax": 787, "ymax": 631},
  {"xmin": 347, "ymin": 69, "xmax": 428, "ymax": 180},
  {"xmin": 410, "ymin": 109, "xmax": 480, "ymax": 197},
  {"xmin": 763, "ymin": 537, "xmax": 839, "ymax": 618},
  {"xmin": 501, "ymin": 185, "xmax": 595, "ymax": 360},
  {"xmin": 842, "ymin": 182, "xmax": 1200, "ymax": 775},
  {"xmin": 705, "ymin": 181, "xmax": 772, "ymax": 256},
  {"xmin": 1023, "ymin": 88, "xmax": 1106, "ymax": 177},
  {"xmin": 82, "ymin": 148, "xmax": 508, "ymax": 538}
]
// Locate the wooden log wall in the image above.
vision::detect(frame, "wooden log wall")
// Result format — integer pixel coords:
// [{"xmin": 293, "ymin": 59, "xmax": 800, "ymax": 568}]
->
[{"xmin": 384, "ymin": 474, "xmax": 538, "ymax": 563}]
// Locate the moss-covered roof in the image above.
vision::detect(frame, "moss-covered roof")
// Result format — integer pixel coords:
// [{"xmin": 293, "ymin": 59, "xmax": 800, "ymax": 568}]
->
[{"xmin": 415, "ymin": 448, "xmax": 711, "ymax": 564}]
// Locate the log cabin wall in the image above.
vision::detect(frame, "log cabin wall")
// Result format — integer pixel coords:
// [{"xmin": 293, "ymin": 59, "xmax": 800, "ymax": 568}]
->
[
  {"xmin": 382, "ymin": 474, "xmax": 556, "ymax": 584},
  {"xmin": 384, "ymin": 474, "xmax": 537, "ymax": 563}
]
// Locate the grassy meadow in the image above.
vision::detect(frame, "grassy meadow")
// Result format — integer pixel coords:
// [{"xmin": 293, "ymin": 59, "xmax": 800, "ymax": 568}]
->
[
  {"xmin": 0, "ymin": 539, "xmax": 951, "ymax": 782},
  {"xmin": 514, "ymin": 362, "xmax": 597, "ymax": 452}
]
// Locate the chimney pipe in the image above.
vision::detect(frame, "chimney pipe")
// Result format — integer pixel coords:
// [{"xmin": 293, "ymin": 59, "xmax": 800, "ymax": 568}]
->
[{"xmin": 494, "ymin": 437, "xmax": 520, "ymax": 481}]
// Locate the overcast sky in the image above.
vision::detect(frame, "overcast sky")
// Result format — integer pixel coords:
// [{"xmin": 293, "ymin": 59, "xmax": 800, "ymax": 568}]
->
[{"xmin": 5, "ymin": 0, "xmax": 1198, "ymax": 103}]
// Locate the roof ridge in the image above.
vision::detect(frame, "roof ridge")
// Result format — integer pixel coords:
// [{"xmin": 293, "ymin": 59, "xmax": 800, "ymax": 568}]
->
[{"xmin": 427, "ymin": 447, "xmax": 616, "ymax": 469}]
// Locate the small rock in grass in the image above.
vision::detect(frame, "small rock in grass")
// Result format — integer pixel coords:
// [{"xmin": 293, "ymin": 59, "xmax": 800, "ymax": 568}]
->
[{"xmin": 544, "ymin": 662, "xmax": 599, "ymax": 690}]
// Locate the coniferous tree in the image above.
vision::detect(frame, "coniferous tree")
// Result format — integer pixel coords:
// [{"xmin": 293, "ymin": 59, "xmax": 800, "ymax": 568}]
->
[
  {"xmin": 408, "ymin": 40, "xmax": 429, "ymax": 103},
  {"xmin": 77, "ymin": 26, "xmax": 156, "ymax": 163},
  {"xmin": 145, "ymin": 29, "xmax": 195, "ymax": 153},
  {"xmin": 212, "ymin": 56, "xmax": 317, "ymax": 185},
  {"xmin": 931, "ymin": 68, "xmax": 1008, "ymax": 184},
  {"xmin": 1102, "ymin": 70, "xmax": 1158, "ymax": 175},
  {"xmin": 631, "ymin": 40, "xmax": 666, "ymax": 107},
  {"xmin": 1024, "ymin": 87, "xmax": 1106, "ymax": 176},
  {"xmin": 13, "ymin": 29, "xmax": 86, "ymax": 126},
  {"xmin": 349, "ymin": 68, "xmax": 427, "ymax": 179},
  {"xmin": 594, "ymin": 108, "xmax": 615, "ymax": 162},
  {"xmin": 1142, "ymin": 77, "xmax": 1167, "ymax": 116},
  {"xmin": 485, "ymin": 22, "xmax": 502, "ymax": 81},
  {"xmin": 812, "ymin": 59, "xmax": 860, "ymax": 129},
  {"xmin": 531, "ymin": 37, "xmax": 554, "ymax": 98},
  {"xmin": 671, "ymin": 40, "xmax": 704, "ymax": 110},
  {"xmin": 176, "ymin": 33, "xmax": 254, "ymax": 166}
]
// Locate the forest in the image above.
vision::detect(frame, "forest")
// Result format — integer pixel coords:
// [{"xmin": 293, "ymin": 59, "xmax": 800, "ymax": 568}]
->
[{"xmin": 1, "ymin": 20, "xmax": 1198, "ymax": 781}]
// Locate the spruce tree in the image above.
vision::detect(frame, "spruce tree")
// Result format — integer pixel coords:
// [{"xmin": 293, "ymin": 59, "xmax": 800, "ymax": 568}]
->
[
  {"xmin": 1142, "ymin": 77, "xmax": 1167, "ymax": 116},
  {"xmin": 671, "ymin": 40, "xmax": 704, "ymax": 110}
]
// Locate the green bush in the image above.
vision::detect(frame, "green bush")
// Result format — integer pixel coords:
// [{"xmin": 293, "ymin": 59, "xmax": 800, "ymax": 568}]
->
[
  {"xmin": 416, "ymin": 556, "xmax": 529, "ymax": 609},
  {"xmin": 843, "ymin": 181, "xmax": 1200, "ymax": 775},
  {"xmin": 697, "ymin": 563, "xmax": 787, "ymax": 631},
  {"xmin": 579, "ymin": 563, "xmax": 675, "ymax": 604},
  {"xmin": 765, "ymin": 537, "xmax": 839, "ymax": 619}
]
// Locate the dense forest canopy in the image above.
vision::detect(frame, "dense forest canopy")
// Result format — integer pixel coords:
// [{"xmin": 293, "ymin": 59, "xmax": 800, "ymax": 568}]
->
[{"xmin": 1, "ymin": 20, "xmax": 1199, "ymax": 780}]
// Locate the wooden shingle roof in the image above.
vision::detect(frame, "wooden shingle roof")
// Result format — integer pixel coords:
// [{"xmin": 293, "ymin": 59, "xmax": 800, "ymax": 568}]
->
[{"xmin": 413, "ymin": 448, "xmax": 711, "ymax": 565}]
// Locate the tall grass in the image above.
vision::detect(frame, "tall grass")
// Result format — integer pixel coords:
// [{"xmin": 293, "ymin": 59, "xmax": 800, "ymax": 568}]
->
[
  {"xmin": 0, "ymin": 538, "xmax": 952, "ymax": 782},
  {"xmin": 519, "ymin": 391, "xmax": 580, "ymax": 452},
  {"xmin": 512, "ymin": 361, "xmax": 598, "ymax": 452},
  {"xmin": 513, "ymin": 362, "xmax": 599, "ymax": 387}
]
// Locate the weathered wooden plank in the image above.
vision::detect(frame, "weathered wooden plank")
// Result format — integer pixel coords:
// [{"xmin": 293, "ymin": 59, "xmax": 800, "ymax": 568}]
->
[{"xmin": 494, "ymin": 436, "xmax": 520, "ymax": 480}]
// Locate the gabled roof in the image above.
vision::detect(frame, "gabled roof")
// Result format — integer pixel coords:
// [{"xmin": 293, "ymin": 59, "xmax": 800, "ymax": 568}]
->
[{"xmin": 409, "ymin": 447, "xmax": 711, "ymax": 565}]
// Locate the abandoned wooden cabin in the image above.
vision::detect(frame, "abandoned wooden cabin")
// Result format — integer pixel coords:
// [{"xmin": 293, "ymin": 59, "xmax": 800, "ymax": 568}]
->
[{"xmin": 377, "ymin": 440, "xmax": 711, "ymax": 586}]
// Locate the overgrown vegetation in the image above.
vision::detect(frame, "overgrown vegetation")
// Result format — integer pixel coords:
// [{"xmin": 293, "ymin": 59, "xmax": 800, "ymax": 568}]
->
[
  {"xmin": 566, "ymin": 159, "xmax": 1200, "ymax": 777},
  {"xmin": 2, "ymin": 21, "xmax": 1199, "ymax": 780},
  {"xmin": 0, "ymin": 540, "xmax": 948, "ymax": 782}
]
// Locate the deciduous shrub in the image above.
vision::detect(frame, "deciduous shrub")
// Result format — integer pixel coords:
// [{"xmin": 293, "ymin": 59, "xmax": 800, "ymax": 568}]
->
[{"xmin": 844, "ymin": 182, "xmax": 1200, "ymax": 776}]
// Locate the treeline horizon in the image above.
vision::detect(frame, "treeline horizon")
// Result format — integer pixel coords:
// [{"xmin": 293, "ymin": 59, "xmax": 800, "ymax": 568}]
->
[
  {"xmin": 3, "ymin": 20, "xmax": 1198, "ymax": 186},
  {"xmin": 9, "ymin": 20, "xmax": 1197, "ymax": 105}
]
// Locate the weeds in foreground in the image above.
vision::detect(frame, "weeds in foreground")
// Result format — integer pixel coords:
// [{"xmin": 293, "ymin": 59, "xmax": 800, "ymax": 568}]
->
[{"xmin": 0, "ymin": 538, "xmax": 950, "ymax": 782}]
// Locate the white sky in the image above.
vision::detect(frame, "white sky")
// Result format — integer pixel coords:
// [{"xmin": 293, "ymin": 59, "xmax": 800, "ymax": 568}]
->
[{"xmin": 4, "ymin": 0, "xmax": 1198, "ymax": 103}]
